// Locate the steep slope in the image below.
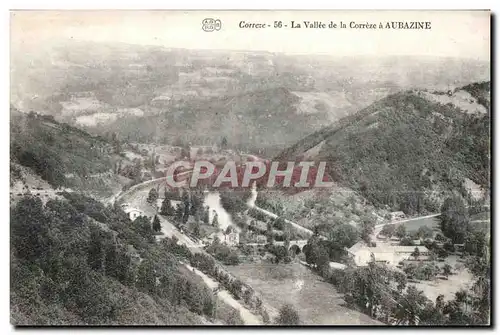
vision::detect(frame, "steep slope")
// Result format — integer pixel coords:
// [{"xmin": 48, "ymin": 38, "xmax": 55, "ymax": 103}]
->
[
  {"xmin": 276, "ymin": 82, "xmax": 490, "ymax": 215},
  {"xmin": 10, "ymin": 193, "xmax": 220, "ymax": 325},
  {"xmin": 10, "ymin": 107, "xmax": 130, "ymax": 199}
]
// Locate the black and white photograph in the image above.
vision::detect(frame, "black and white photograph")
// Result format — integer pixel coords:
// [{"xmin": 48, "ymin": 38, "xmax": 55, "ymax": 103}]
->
[{"xmin": 9, "ymin": 10, "xmax": 491, "ymax": 326}]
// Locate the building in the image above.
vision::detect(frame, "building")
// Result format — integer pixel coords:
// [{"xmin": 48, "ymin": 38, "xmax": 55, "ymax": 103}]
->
[
  {"xmin": 203, "ymin": 229, "xmax": 240, "ymax": 246},
  {"xmin": 347, "ymin": 241, "xmax": 429, "ymax": 267},
  {"xmin": 390, "ymin": 211, "xmax": 406, "ymax": 221},
  {"xmin": 329, "ymin": 262, "xmax": 347, "ymax": 270},
  {"xmin": 225, "ymin": 231, "xmax": 240, "ymax": 246},
  {"xmin": 123, "ymin": 207, "xmax": 145, "ymax": 221}
]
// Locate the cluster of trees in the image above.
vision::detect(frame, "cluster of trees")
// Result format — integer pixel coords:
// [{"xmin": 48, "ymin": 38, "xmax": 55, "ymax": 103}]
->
[
  {"xmin": 402, "ymin": 262, "xmax": 447, "ymax": 281},
  {"xmin": 10, "ymin": 195, "xmax": 221, "ymax": 325},
  {"xmin": 188, "ymin": 247, "xmax": 256, "ymax": 305},
  {"xmin": 206, "ymin": 238, "xmax": 240, "ymax": 266},
  {"xmin": 255, "ymin": 196, "xmax": 285, "ymax": 217},
  {"xmin": 303, "ymin": 90, "xmax": 489, "ymax": 215},
  {"xmin": 439, "ymin": 196, "xmax": 490, "ymax": 261},
  {"xmin": 219, "ymin": 190, "xmax": 250, "ymax": 215},
  {"xmin": 264, "ymin": 243, "xmax": 292, "ymax": 264},
  {"xmin": 299, "ymin": 198, "xmax": 489, "ymax": 325},
  {"xmin": 380, "ymin": 224, "xmax": 434, "ymax": 241},
  {"xmin": 303, "ymin": 221, "xmax": 366, "ymax": 270},
  {"xmin": 159, "ymin": 188, "xmax": 214, "ymax": 237},
  {"xmin": 147, "ymin": 188, "xmax": 159, "ymax": 205},
  {"xmin": 439, "ymin": 196, "xmax": 487, "ymax": 246},
  {"xmin": 10, "ymin": 108, "xmax": 115, "ymax": 189},
  {"xmin": 276, "ymin": 304, "xmax": 300, "ymax": 325},
  {"xmin": 330, "ymin": 259, "xmax": 489, "ymax": 325}
]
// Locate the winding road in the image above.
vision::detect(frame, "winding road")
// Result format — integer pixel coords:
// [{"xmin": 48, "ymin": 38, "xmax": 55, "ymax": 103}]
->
[
  {"xmin": 180, "ymin": 261, "xmax": 261, "ymax": 325},
  {"xmin": 114, "ymin": 176, "xmax": 262, "ymax": 325}
]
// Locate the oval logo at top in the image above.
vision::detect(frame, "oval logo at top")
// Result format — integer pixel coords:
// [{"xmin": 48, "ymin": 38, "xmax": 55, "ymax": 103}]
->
[{"xmin": 202, "ymin": 18, "xmax": 222, "ymax": 32}]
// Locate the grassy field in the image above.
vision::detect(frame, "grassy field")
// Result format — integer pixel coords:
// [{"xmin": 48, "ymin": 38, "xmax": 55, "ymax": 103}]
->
[
  {"xmin": 400, "ymin": 217, "xmax": 440, "ymax": 233},
  {"xmin": 412, "ymin": 255, "xmax": 474, "ymax": 302},
  {"xmin": 226, "ymin": 263, "xmax": 381, "ymax": 325}
]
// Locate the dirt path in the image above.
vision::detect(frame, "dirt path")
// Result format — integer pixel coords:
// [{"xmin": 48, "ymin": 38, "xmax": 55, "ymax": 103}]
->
[{"xmin": 180, "ymin": 262, "xmax": 262, "ymax": 325}]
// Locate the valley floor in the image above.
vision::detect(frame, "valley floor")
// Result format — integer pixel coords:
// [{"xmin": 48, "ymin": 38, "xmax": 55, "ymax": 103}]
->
[{"xmin": 227, "ymin": 262, "xmax": 382, "ymax": 325}]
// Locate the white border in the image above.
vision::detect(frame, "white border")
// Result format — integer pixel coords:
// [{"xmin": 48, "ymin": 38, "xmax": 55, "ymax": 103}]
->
[{"xmin": 1, "ymin": 1, "xmax": 498, "ymax": 334}]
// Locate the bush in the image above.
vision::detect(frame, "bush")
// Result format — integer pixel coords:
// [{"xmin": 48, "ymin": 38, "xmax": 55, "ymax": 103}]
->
[{"xmin": 276, "ymin": 304, "xmax": 300, "ymax": 325}]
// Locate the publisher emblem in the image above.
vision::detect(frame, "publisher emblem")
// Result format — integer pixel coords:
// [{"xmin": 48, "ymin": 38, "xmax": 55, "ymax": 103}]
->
[{"xmin": 202, "ymin": 18, "xmax": 221, "ymax": 32}]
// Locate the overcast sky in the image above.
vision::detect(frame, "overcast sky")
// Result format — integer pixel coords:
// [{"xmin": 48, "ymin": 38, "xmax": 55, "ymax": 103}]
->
[{"xmin": 11, "ymin": 10, "xmax": 490, "ymax": 61}]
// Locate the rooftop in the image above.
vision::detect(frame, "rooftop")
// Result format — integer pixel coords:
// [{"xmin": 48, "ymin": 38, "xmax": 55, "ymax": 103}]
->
[{"xmin": 123, "ymin": 207, "xmax": 144, "ymax": 214}]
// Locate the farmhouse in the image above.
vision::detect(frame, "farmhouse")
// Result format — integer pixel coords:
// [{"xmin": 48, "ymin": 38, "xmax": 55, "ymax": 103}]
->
[
  {"xmin": 123, "ymin": 207, "xmax": 145, "ymax": 221},
  {"xmin": 347, "ymin": 241, "xmax": 429, "ymax": 267},
  {"xmin": 389, "ymin": 211, "xmax": 406, "ymax": 221},
  {"xmin": 203, "ymin": 229, "xmax": 240, "ymax": 246}
]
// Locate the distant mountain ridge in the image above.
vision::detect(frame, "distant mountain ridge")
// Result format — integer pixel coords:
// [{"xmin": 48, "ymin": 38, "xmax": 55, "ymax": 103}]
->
[{"xmin": 10, "ymin": 41, "xmax": 490, "ymax": 156}]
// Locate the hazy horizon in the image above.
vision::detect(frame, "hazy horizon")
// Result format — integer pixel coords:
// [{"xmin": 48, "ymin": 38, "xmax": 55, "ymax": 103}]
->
[{"xmin": 11, "ymin": 10, "xmax": 490, "ymax": 61}]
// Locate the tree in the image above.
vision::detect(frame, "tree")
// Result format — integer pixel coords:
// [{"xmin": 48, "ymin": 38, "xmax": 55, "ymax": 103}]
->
[
  {"xmin": 160, "ymin": 198, "xmax": 175, "ymax": 216},
  {"xmin": 174, "ymin": 203, "xmax": 184, "ymax": 222},
  {"xmin": 380, "ymin": 224, "xmax": 396, "ymax": 237},
  {"xmin": 11, "ymin": 196, "xmax": 49, "ymax": 262},
  {"xmin": 225, "ymin": 309, "xmax": 243, "ymax": 325},
  {"xmin": 442, "ymin": 264, "xmax": 452, "ymax": 278},
  {"xmin": 183, "ymin": 202, "xmax": 190, "ymax": 224},
  {"xmin": 436, "ymin": 294, "xmax": 445, "ymax": 311},
  {"xmin": 360, "ymin": 217, "xmax": 374, "ymax": 243},
  {"xmin": 412, "ymin": 247, "xmax": 420, "ymax": 260},
  {"xmin": 440, "ymin": 196, "xmax": 470, "ymax": 244},
  {"xmin": 266, "ymin": 221, "xmax": 274, "ymax": 244},
  {"xmin": 203, "ymin": 207, "xmax": 210, "ymax": 225},
  {"xmin": 105, "ymin": 245, "xmax": 131, "ymax": 284},
  {"xmin": 273, "ymin": 217, "xmax": 286, "ymax": 230},
  {"xmin": 394, "ymin": 285, "xmax": 431, "ymax": 325},
  {"xmin": 190, "ymin": 193, "xmax": 203, "ymax": 216},
  {"xmin": 400, "ymin": 236, "xmax": 415, "ymax": 246},
  {"xmin": 193, "ymin": 221, "xmax": 201, "ymax": 238},
  {"xmin": 417, "ymin": 226, "xmax": 434, "ymax": 239},
  {"xmin": 395, "ymin": 224, "xmax": 407, "ymax": 239},
  {"xmin": 435, "ymin": 233, "xmax": 446, "ymax": 242},
  {"xmin": 88, "ymin": 226, "xmax": 107, "ymax": 272},
  {"xmin": 111, "ymin": 132, "xmax": 121, "ymax": 154},
  {"xmin": 328, "ymin": 223, "xmax": 359, "ymax": 259},
  {"xmin": 212, "ymin": 213, "xmax": 219, "ymax": 229},
  {"xmin": 276, "ymin": 304, "xmax": 300, "ymax": 325},
  {"xmin": 136, "ymin": 260, "xmax": 156, "ymax": 294},
  {"xmin": 284, "ymin": 230, "xmax": 291, "ymax": 251},
  {"xmin": 132, "ymin": 159, "xmax": 142, "ymax": 183},
  {"xmin": 403, "ymin": 262, "xmax": 418, "ymax": 279},
  {"xmin": 220, "ymin": 136, "xmax": 228, "ymax": 150},
  {"xmin": 464, "ymin": 229, "xmax": 488, "ymax": 258},
  {"xmin": 437, "ymin": 248, "xmax": 448, "ymax": 259},
  {"xmin": 152, "ymin": 215, "xmax": 162, "ymax": 232},
  {"xmin": 135, "ymin": 216, "xmax": 154, "ymax": 241},
  {"xmin": 147, "ymin": 187, "xmax": 159, "ymax": 205}
]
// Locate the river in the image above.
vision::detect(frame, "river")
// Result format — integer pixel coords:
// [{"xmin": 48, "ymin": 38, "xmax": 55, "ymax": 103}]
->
[{"xmin": 203, "ymin": 191, "xmax": 235, "ymax": 232}]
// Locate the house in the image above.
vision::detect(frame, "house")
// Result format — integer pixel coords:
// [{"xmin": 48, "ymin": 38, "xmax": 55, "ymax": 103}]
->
[
  {"xmin": 329, "ymin": 262, "xmax": 347, "ymax": 270},
  {"xmin": 393, "ymin": 245, "xmax": 429, "ymax": 256},
  {"xmin": 390, "ymin": 211, "xmax": 406, "ymax": 221},
  {"xmin": 347, "ymin": 241, "xmax": 429, "ymax": 267},
  {"xmin": 123, "ymin": 207, "xmax": 145, "ymax": 221},
  {"xmin": 412, "ymin": 239, "xmax": 422, "ymax": 246},
  {"xmin": 203, "ymin": 229, "xmax": 240, "ymax": 246},
  {"xmin": 225, "ymin": 230, "xmax": 240, "ymax": 246},
  {"xmin": 204, "ymin": 231, "xmax": 226, "ymax": 245}
]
